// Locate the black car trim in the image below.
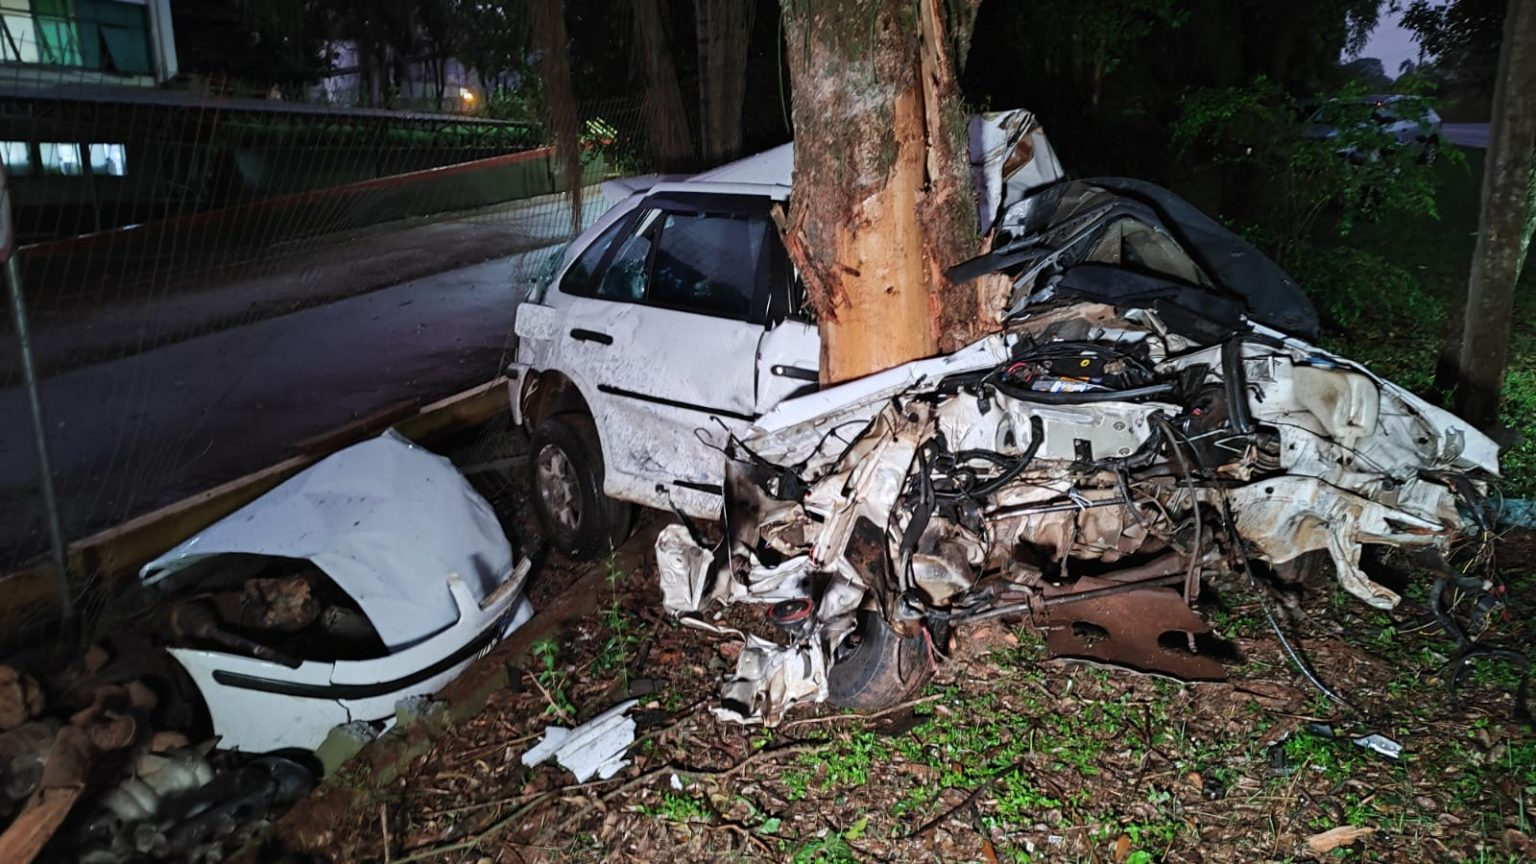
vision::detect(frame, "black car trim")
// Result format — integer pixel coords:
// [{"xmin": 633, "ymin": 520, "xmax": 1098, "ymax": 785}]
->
[
  {"xmin": 673, "ymin": 480, "xmax": 725, "ymax": 496},
  {"xmin": 597, "ymin": 384, "xmax": 757, "ymax": 423},
  {"xmin": 209, "ymin": 617, "xmax": 503, "ymax": 700}
]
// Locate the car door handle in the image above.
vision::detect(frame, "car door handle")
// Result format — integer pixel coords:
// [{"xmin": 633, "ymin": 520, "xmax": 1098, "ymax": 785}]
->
[
  {"xmin": 570, "ymin": 328, "xmax": 613, "ymax": 345},
  {"xmin": 771, "ymin": 364, "xmax": 818, "ymax": 381}
]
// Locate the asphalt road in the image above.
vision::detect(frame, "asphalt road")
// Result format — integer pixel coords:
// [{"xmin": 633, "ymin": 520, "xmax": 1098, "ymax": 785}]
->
[
  {"xmin": 1442, "ymin": 123, "xmax": 1490, "ymax": 149},
  {"xmin": 0, "ymin": 245, "xmax": 555, "ymax": 565}
]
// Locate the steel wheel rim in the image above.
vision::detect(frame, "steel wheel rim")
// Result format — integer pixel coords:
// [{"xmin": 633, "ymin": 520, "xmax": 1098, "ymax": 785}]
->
[{"xmin": 536, "ymin": 443, "xmax": 583, "ymax": 534}]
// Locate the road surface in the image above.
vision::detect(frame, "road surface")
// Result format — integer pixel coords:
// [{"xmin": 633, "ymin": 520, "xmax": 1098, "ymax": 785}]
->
[
  {"xmin": 1442, "ymin": 123, "xmax": 1490, "ymax": 149},
  {"xmin": 0, "ymin": 243, "xmax": 558, "ymax": 566}
]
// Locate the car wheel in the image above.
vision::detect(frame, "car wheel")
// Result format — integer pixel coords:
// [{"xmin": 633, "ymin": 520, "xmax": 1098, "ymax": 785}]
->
[
  {"xmin": 826, "ymin": 610, "xmax": 934, "ymax": 709},
  {"xmin": 1419, "ymin": 136, "xmax": 1439, "ymax": 165},
  {"xmin": 529, "ymin": 413, "xmax": 632, "ymax": 560}
]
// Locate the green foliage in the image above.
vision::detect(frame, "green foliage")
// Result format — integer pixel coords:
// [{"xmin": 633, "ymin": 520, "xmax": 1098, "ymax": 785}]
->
[
  {"xmin": 1288, "ymin": 245, "xmax": 1442, "ymax": 360},
  {"xmin": 595, "ymin": 557, "xmax": 638, "ymax": 688},
  {"xmin": 641, "ymin": 791, "xmax": 712, "ymax": 824},
  {"xmin": 531, "ymin": 638, "xmax": 575, "ymax": 719},
  {"xmin": 1172, "ymin": 78, "xmax": 1457, "ymax": 264},
  {"xmin": 1402, "ymin": 0, "xmax": 1507, "ymax": 95},
  {"xmin": 788, "ymin": 818, "xmax": 864, "ymax": 863}
]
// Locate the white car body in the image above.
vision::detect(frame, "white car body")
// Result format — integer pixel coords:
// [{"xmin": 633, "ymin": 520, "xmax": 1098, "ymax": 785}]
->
[
  {"xmin": 509, "ymin": 112, "xmax": 1064, "ymax": 520},
  {"xmin": 141, "ymin": 432, "xmax": 533, "ymax": 753}
]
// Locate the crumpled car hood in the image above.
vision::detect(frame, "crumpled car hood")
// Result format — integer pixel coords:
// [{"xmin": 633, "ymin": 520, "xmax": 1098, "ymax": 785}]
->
[{"xmin": 141, "ymin": 430, "xmax": 517, "ymax": 650}]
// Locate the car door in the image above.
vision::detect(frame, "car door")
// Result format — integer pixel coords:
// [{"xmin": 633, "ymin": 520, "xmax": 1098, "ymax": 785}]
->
[
  {"xmin": 755, "ymin": 264, "xmax": 820, "ymax": 414},
  {"xmin": 554, "ymin": 193, "xmax": 779, "ymax": 515}
]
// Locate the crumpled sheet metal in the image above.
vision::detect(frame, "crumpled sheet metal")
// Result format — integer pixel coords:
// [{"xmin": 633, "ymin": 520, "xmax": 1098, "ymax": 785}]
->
[
  {"xmin": 969, "ymin": 109, "xmax": 1066, "ymax": 235},
  {"xmin": 713, "ymin": 635, "xmax": 827, "ymax": 727},
  {"xmin": 1230, "ymin": 476, "xmax": 1446, "ymax": 609},
  {"xmin": 522, "ymin": 699, "xmax": 639, "ymax": 782},
  {"xmin": 656, "ymin": 524, "xmax": 723, "ymax": 615},
  {"xmin": 140, "ymin": 430, "xmax": 516, "ymax": 650},
  {"xmin": 1044, "ymin": 578, "xmax": 1225, "ymax": 680}
]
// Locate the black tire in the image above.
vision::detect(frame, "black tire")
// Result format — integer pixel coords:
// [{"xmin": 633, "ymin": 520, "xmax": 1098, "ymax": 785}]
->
[
  {"xmin": 826, "ymin": 610, "xmax": 934, "ymax": 709},
  {"xmin": 528, "ymin": 413, "xmax": 632, "ymax": 560}
]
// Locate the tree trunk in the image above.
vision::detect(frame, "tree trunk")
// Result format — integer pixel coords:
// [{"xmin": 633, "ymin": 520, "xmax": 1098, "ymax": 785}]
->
[
  {"xmin": 530, "ymin": 0, "xmax": 584, "ymax": 232},
  {"xmin": 779, "ymin": 0, "xmax": 985, "ymax": 385},
  {"xmin": 1452, "ymin": 0, "xmax": 1536, "ymax": 428},
  {"xmin": 694, "ymin": 0, "xmax": 752, "ymax": 165},
  {"xmin": 633, "ymin": 0, "xmax": 696, "ymax": 172}
]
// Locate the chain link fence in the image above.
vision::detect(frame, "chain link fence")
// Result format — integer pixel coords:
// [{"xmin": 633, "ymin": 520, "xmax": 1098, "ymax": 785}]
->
[{"xmin": 0, "ymin": 65, "xmax": 666, "ymax": 649}]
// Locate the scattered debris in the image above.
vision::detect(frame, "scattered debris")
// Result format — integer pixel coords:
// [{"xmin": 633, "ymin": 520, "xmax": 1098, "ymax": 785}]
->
[
  {"xmin": 1351, "ymin": 732, "xmax": 1403, "ymax": 760},
  {"xmin": 714, "ymin": 636, "xmax": 827, "ymax": 726},
  {"xmin": 522, "ymin": 699, "xmax": 639, "ymax": 782},
  {"xmin": 0, "ymin": 666, "xmax": 44, "ymax": 731},
  {"xmin": 1305, "ymin": 825, "xmax": 1375, "ymax": 855}
]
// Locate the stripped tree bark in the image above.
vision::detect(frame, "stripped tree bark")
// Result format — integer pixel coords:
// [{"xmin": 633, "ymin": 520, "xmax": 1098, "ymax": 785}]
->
[
  {"xmin": 1452, "ymin": 0, "xmax": 1536, "ymax": 427},
  {"xmin": 779, "ymin": 0, "xmax": 989, "ymax": 385},
  {"xmin": 695, "ymin": 0, "xmax": 753, "ymax": 165},
  {"xmin": 530, "ymin": 0, "xmax": 584, "ymax": 232}
]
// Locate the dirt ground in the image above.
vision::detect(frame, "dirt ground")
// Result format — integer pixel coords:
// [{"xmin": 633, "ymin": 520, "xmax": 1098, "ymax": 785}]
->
[{"xmin": 307, "ymin": 449, "xmax": 1536, "ymax": 864}]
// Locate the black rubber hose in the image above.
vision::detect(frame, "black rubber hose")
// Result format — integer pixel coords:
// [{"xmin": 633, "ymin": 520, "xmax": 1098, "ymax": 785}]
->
[
  {"xmin": 1221, "ymin": 337, "xmax": 1254, "ymax": 435},
  {"xmin": 970, "ymin": 415, "xmax": 1047, "ymax": 498}
]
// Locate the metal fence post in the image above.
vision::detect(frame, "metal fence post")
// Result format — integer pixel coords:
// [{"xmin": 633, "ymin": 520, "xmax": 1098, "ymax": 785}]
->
[{"xmin": 0, "ymin": 165, "xmax": 74, "ymax": 625}]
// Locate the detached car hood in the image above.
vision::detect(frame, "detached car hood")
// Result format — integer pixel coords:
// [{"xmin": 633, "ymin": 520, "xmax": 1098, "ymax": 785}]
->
[{"xmin": 142, "ymin": 430, "xmax": 516, "ymax": 650}]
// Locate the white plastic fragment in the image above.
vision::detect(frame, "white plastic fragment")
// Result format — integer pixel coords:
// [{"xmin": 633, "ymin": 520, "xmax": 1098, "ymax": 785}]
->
[
  {"xmin": 712, "ymin": 635, "xmax": 827, "ymax": 727},
  {"xmin": 655, "ymin": 524, "xmax": 721, "ymax": 615},
  {"xmin": 521, "ymin": 699, "xmax": 639, "ymax": 782},
  {"xmin": 1352, "ymin": 733, "xmax": 1403, "ymax": 760}
]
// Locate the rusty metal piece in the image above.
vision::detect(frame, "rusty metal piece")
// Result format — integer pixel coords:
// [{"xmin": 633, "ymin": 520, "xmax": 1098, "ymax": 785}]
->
[
  {"xmin": 0, "ymin": 665, "xmax": 44, "ymax": 731},
  {"xmin": 169, "ymin": 601, "xmax": 302, "ymax": 668},
  {"xmin": 1043, "ymin": 574, "xmax": 1225, "ymax": 680},
  {"xmin": 238, "ymin": 575, "xmax": 320, "ymax": 632}
]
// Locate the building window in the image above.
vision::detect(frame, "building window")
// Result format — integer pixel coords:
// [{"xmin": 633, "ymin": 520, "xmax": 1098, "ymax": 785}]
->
[
  {"xmin": 0, "ymin": 0, "xmax": 41, "ymax": 64},
  {"xmin": 88, "ymin": 142, "xmax": 124, "ymax": 176},
  {"xmin": 0, "ymin": 141, "xmax": 30, "ymax": 174},
  {"xmin": 40, "ymin": 142, "xmax": 82, "ymax": 175}
]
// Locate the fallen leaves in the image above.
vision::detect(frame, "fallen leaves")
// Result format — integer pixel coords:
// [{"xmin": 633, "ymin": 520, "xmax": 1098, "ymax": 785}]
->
[{"xmin": 1305, "ymin": 825, "xmax": 1375, "ymax": 855}]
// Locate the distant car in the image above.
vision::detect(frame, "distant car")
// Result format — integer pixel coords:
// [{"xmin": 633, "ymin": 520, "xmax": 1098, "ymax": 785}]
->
[{"xmin": 1306, "ymin": 94, "xmax": 1442, "ymax": 163}]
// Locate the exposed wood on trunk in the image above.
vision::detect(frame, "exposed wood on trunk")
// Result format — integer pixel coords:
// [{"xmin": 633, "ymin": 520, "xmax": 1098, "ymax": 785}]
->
[
  {"xmin": 779, "ymin": 0, "xmax": 984, "ymax": 385},
  {"xmin": 695, "ymin": 0, "xmax": 753, "ymax": 165},
  {"xmin": 530, "ymin": 0, "xmax": 583, "ymax": 232},
  {"xmin": 634, "ymin": 0, "xmax": 696, "ymax": 173},
  {"xmin": 916, "ymin": 0, "xmax": 986, "ymax": 353},
  {"xmin": 1452, "ymin": 0, "xmax": 1536, "ymax": 428}
]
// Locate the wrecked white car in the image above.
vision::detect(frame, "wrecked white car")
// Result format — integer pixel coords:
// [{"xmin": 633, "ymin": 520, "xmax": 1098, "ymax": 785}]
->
[
  {"xmin": 508, "ymin": 111, "xmax": 1063, "ymax": 559},
  {"xmin": 139, "ymin": 432, "xmax": 533, "ymax": 753},
  {"xmin": 661, "ymin": 178, "xmax": 1499, "ymax": 724}
]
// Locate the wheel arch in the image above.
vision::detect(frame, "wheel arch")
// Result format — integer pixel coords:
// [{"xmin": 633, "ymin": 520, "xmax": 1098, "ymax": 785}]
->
[{"xmin": 521, "ymin": 370, "xmax": 595, "ymax": 430}]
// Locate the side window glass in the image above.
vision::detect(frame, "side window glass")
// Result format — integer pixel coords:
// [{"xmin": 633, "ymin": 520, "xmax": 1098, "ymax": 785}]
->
[
  {"xmin": 649, "ymin": 213, "xmax": 766, "ymax": 319},
  {"xmin": 595, "ymin": 212, "xmax": 659, "ymax": 302},
  {"xmin": 559, "ymin": 215, "xmax": 629, "ymax": 297}
]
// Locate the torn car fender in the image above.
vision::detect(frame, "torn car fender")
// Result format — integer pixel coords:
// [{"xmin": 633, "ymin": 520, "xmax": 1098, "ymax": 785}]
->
[{"xmin": 1229, "ymin": 477, "xmax": 1448, "ymax": 609}]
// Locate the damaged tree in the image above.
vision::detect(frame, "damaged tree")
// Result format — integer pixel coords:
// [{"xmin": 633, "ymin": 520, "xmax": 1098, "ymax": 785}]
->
[{"xmin": 778, "ymin": 0, "xmax": 989, "ymax": 384}]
